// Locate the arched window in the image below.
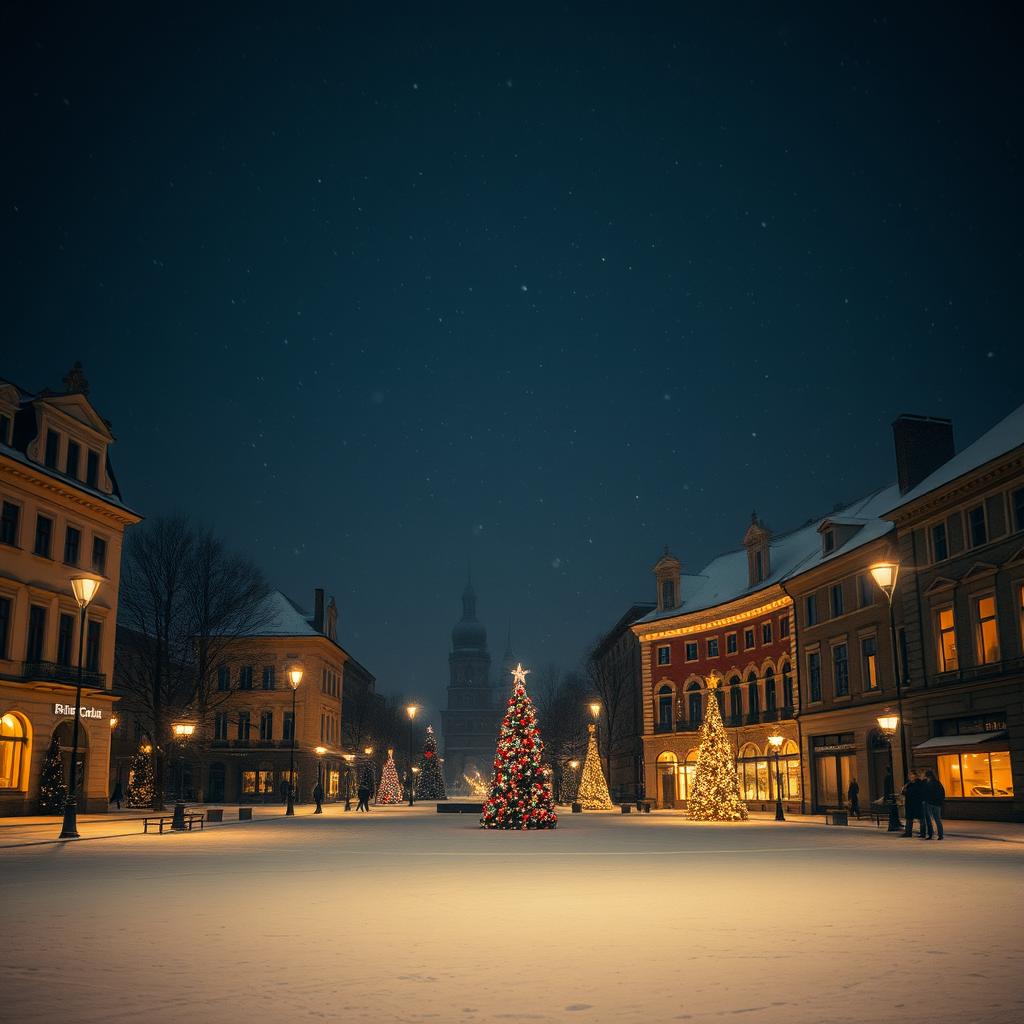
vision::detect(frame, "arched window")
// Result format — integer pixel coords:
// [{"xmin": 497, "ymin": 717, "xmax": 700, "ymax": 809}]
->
[
  {"xmin": 729, "ymin": 677, "xmax": 742, "ymax": 723},
  {"xmin": 737, "ymin": 742, "xmax": 770, "ymax": 802},
  {"xmin": 657, "ymin": 685, "xmax": 673, "ymax": 729},
  {"xmin": 687, "ymin": 682, "xmax": 703, "ymax": 727},
  {"xmin": 681, "ymin": 748, "xmax": 699, "ymax": 800},
  {"xmin": 782, "ymin": 662, "xmax": 794, "ymax": 711},
  {"xmin": 0, "ymin": 713, "xmax": 30, "ymax": 790},
  {"xmin": 747, "ymin": 672, "xmax": 760, "ymax": 719},
  {"xmin": 767, "ymin": 739, "xmax": 802, "ymax": 800},
  {"xmin": 656, "ymin": 751, "xmax": 678, "ymax": 806},
  {"xmin": 764, "ymin": 667, "xmax": 776, "ymax": 712}
]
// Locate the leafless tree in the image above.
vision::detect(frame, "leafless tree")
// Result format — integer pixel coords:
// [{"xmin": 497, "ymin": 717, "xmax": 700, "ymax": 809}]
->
[
  {"xmin": 116, "ymin": 516, "xmax": 271, "ymax": 809},
  {"xmin": 587, "ymin": 634, "xmax": 636, "ymax": 795}
]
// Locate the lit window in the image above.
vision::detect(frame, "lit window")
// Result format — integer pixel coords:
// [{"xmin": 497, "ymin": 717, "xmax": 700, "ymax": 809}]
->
[
  {"xmin": 685, "ymin": 641, "xmax": 698, "ymax": 662},
  {"xmin": 861, "ymin": 635, "xmax": 878, "ymax": 689},
  {"xmin": 0, "ymin": 713, "xmax": 30, "ymax": 789},
  {"xmin": 936, "ymin": 750, "xmax": 1013, "ymax": 798},
  {"xmin": 967, "ymin": 505, "xmax": 987, "ymax": 548},
  {"xmin": 936, "ymin": 606, "xmax": 958, "ymax": 672},
  {"xmin": 931, "ymin": 522, "xmax": 948, "ymax": 562},
  {"xmin": 973, "ymin": 595, "xmax": 1000, "ymax": 664},
  {"xmin": 657, "ymin": 645, "xmax": 671, "ymax": 666}
]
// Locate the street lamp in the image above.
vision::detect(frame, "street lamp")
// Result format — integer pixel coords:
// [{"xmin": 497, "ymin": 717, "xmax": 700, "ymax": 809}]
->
[
  {"xmin": 588, "ymin": 700, "xmax": 607, "ymax": 792},
  {"xmin": 767, "ymin": 734, "xmax": 785, "ymax": 821},
  {"xmin": 870, "ymin": 560, "xmax": 909, "ymax": 785},
  {"xmin": 362, "ymin": 746, "xmax": 375, "ymax": 804},
  {"xmin": 877, "ymin": 710, "xmax": 903, "ymax": 832},
  {"xmin": 314, "ymin": 745, "xmax": 327, "ymax": 813},
  {"xmin": 286, "ymin": 664, "xmax": 303, "ymax": 816},
  {"xmin": 342, "ymin": 752, "xmax": 355, "ymax": 811},
  {"xmin": 405, "ymin": 704, "xmax": 419, "ymax": 806},
  {"xmin": 59, "ymin": 573, "xmax": 102, "ymax": 840},
  {"xmin": 170, "ymin": 720, "xmax": 196, "ymax": 831}
]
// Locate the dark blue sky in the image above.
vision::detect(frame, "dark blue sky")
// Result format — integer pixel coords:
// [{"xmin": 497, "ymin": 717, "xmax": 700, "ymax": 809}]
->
[{"xmin": 3, "ymin": 5, "xmax": 1022, "ymax": 719}]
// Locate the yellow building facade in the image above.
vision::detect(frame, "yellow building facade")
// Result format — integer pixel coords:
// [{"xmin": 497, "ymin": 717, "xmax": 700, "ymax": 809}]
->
[{"xmin": 0, "ymin": 367, "xmax": 140, "ymax": 814}]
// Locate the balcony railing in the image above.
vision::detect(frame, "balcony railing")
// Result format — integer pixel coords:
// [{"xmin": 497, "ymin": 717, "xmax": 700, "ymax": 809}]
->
[
  {"xmin": 675, "ymin": 720, "xmax": 701, "ymax": 733},
  {"xmin": 22, "ymin": 661, "xmax": 106, "ymax": 688},
  {"xmin": 931, "ymin": 656, "xmax": 1024, "ymax": 689}
]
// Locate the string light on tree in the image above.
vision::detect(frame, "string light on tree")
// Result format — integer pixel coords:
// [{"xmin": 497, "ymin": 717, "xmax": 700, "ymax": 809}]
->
[
  {"xmin": 480, "ymin": 663, "xmax": 557, "ymax": 830},
  {"xmin": 38, "ymin": 736, "xmax": 66, "ymax": 814},
  {"xmin": 463, "ymin": 770, "xmax": 489, "ymax": 798},
  {"xmin": 687, "ymin": 676, "xmax": 748, "ymax": 821},
  {"xmin": 126, "ymin": 744, "xmax": 156, "ymax": 808},
  {"xmin": 375, "ymin": 749, "xmax": 404, "ymax": 804},
  {"xmin": 575, "ymin": 724, "xmax": 613, "ymax": 809},
  {"xmin": 414, "ymin": 725, "xmax": 448, "ymax": 800}
]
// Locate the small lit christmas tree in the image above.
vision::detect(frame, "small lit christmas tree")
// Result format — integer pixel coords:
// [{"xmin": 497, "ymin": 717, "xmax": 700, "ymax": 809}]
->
[
  {"xmin": 376, "ymin": 749, "xmax": 404, "ymax": 804},
  {"xmin": 559, "ymin": 759, "xmax": 581, "ymax": 804},
  {"xmin": 481, "ymin": 664, "xmax": 557, "ymax": 830},
  {"xmin": 687, "ymin": 678, "xmax": 748, "ymax": 821},
  {"xmin": 414, "ymin": 725, "xmax": 447, "ymax": 800},
  {"xmin": 126, "ymin": 746, "xmax": 155, "ymax": 808},
  {"xmin": 38, "ymin": 736, "xmax": 66, "ymax": 813},
  {"xmin": 463, "ymin": 770, "xmax": 489, "ymax": 798},
  {"xmin": 576, "ymin": 725, "xmax": 614, "ymax": 809}
]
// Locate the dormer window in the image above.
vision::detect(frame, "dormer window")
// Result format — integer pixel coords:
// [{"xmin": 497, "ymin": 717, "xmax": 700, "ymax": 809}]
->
[
  {"xmin": 823, "ymin": 529, "xmax": 835, "ymax": 554},
  {"xmin": 44, "ymin": 430, "xmax": 60, "ymax": 469},
  {"xmin": 653, "ymin": 548, "xmax": 682, "ymax": 612},
  {"xmin": 66, "ymin": 440, "xmax": 81, "ymax": 479},
  {"xmin": 743, "ymin": 513, "xmax": 771, "ymax": 588},
  {"xmin": 0, "ymin": 413, "xmax": 10, "ymax": 445},
  {"xmin": 661, "ymin": 579, "xmax": 675, "ymax": 609},
  {"xmin": 86, "ymin": 449, "xmax": 99, "ymax": 488}
]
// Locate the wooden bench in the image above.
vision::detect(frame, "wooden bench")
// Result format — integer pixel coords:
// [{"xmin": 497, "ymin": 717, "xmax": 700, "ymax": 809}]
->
[
  {"xmin": 142, "ymin": 813, "xmax": 204, "ymax": 834},
  {"xmin": 824, "ymin": 810, "xmax": 849, "ymax": 826}
]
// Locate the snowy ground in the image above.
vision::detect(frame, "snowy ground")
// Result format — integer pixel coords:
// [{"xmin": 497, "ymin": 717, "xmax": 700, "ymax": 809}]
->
[{"xmin": 4, "ymin": 805, "xmax": 1023, "ymax": 1024}]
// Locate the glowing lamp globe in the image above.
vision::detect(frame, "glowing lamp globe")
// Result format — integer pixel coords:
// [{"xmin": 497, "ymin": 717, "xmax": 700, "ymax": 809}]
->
[
  {"xmin": 869, "ymin": 561, "xmax": 900, "ymax": 599},
  {"xmin": 877, "ymin": 711, "xmax": 899, "ymax": 736},
  {"xmin": 70, "ymin": 574, "xmax": 102, "ymax": 608},
  {"xmin": 314, "ymin": 745, "xmax": 327, "ymax": 757},
  {"xmin": 767, "ymin": 734, "xmax": 784, "ymax": 749},
  {"xmin": 288, "ymin": 665, "xmax": 304, "ymax": 689}
]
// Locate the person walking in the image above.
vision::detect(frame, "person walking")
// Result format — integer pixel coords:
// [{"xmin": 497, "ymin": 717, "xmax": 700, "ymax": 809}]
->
[
  {"xmin": 847, "ymin": 779, "xmax": 861, "ymax": 819},
  {"xmin": 901, "ymin": 771, "xmax": 926, "ymax": 838},
  {"xmin": 312, "ymin": 779, "xmax": 324, "ymax": 815},
  {"xmin": 356, "ymin": 780, "xmax": 370, "ymax": 812},
  {"xmin": 109, "ymin": 779, "xmax": 124, "ymax": 810},
  {"xmin": 921, "ymin": 769, "xmax": 945, "ymax": 840}
]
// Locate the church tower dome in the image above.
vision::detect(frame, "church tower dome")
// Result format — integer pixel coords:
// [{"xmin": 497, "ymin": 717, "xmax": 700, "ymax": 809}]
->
[{"xmin": 451, "ymin": 580, "xmax": 488, "ymax": 651}]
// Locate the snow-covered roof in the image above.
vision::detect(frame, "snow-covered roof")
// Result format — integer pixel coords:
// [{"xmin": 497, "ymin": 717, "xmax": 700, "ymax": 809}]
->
[
  {"xmin": 244, "ymin": 590, "xmax": 326, "ymax": 639},
  {"xmin": 883, "ymin": 401, "xmax": 1024, "ymax": 514},
  {"xmin": 636, "ymin": 484, "xmax": 899, "ymax": 625}
]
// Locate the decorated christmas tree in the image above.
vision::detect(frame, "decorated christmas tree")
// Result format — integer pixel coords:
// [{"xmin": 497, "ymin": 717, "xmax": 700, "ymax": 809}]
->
[
  {"xmin": 481, "ymin": 664, "xmax": 557, "ymax": 830},
  {"xmin": 38, "ymin": 736, "xmax": 66, "ymax": 813},
  {"xmin": 126, "ymin": 746, "xmax": 155, "ymax": 808},
  {"xmin": 687, "ymin": 678, "xmax": 748, "ymax": 821},
  {"xmin": 376, "ymin": 749, "xmax": 404, "ymax": 804},
  {"xmin": 559, "ymin": 759, "xmax": 581, "ymax": 804},
  {"xmin": 576, "ymin": 725, "xmax": 614, "ymax": 809},
  {"xmin": 414, "ymin": 725, "xmax": 447, "ymax": 800}
]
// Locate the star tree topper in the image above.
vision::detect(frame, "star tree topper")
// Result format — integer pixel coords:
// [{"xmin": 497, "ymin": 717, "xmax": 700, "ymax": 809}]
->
[{"xmin": 511, "ymin": 663, "xmax": 530, "ymax": 686}]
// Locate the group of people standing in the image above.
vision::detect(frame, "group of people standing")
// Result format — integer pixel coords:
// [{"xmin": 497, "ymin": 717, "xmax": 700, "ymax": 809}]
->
[{"xmin": 901, "ymin": 769, "xmax": 946, "ymax": 839}]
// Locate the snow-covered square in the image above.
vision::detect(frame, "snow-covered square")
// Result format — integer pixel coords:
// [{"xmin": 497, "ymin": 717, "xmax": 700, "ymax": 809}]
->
[{"xmin": 3, "ymin": 807, "xmax": 1022, "ymax": 1024}]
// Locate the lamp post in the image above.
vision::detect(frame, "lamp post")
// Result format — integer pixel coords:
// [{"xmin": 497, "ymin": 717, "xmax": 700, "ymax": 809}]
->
[
  {"xmin": 405, "ymin": 704, "xmax": 419, "ymax": 806},
  {"xmin": 363, "ymin": 745, "xmax": 375, "ymax": 803},
  {"xmin": 588, "ymin": 700, "xmax": 605, "ymax": 788},
  {"xmin": 170, "ymin": 721, "xmax": 196, "ymax": 830},
  {"xmin": 59, "ymin": 574, "xmax": 102, "ymax": 839},
  {"xmin": 314, "ymin": 745, "xmax": 326, "ymax": 813},
  {"xmin": 878, "ymin": 710, "xmax": 903, "ymax": 832},
  {"xmin": 342, "ymin": 753, "xmax": 355, "ymax": 810},
  {"xmin": 286, "ymin": 665, "xmax": 303, "ymax": 816},
  {"xmin": 767, "ymin": 734, "xmax": 785, "ymax": 821},
  {"xmin": 870, "ymin": 561, "xmax": 909, "ymax": 785},
  {"xmin": 568, "ymin": 758, "xmax": 580, "ymax": 804}
]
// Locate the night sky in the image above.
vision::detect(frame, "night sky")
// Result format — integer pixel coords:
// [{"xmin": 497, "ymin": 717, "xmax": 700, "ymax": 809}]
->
[{"xmin": 3, "ymin": 6, "xmax": 1022, "ymax": 721}]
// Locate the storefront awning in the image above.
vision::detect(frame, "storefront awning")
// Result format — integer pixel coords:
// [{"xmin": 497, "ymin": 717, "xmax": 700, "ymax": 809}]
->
[{"xmin": 915, "ymin": 730, "xmax": 1008, "ymax": 753}]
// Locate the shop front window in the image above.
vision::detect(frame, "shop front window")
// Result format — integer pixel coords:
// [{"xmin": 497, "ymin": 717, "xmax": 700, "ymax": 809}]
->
[
  {"xmin": 0, "ymin": 713, "xmax": 30, "ymax": 789},
  {"xmin": 242, "ymin": 770, "xmax": 258, "ymax": 795},
  {"xmin": 656, "ymin": 751, "xmax": 678, "ymax": 806},
  {"xmin": 937, "ymin": 751, "xmax": 1013, "ymax": 798},
  {"xmin": 258, "ymin": 768, "xmax": 274, "ymax": 794},
  {"xmin": 738, "ymin": 743, "xmax": 770, "ymax": 801},
  {"xmin": 328, "ymin": 769, "xmax": 340, "ymax": 797}
]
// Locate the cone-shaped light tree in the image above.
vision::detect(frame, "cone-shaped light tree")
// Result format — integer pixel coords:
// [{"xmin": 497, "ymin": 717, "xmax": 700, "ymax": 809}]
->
[
  {"xmin": 415, "ymin": 725, "xmax": 447, "ymax": 800},
  {"xmin": 376, "ymin": 749, "xmax": 404, "ymax": 804},
  {"xmin": 687, "ymin": 678, "xmax": 748, "ymax": 821},
  {"xmin": 37, "ymin": 736, "xmax": 66, "ymax": 813},
  {"xmin": 481, "ymin": 664, "xmax": 557, "ymax": 830},
  {"xmin": 576, "ymin": 725, "xmax": 614, "ymax": 809},
  {"xmin": 126, "ymin": 746, "xmax": 155, "ymax": 808}
]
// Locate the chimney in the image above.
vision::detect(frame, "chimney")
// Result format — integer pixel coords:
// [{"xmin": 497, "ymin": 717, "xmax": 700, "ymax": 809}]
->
[
  {"xmin": 892, "ymin": 415, "xmax": 955, "ymax": 495},
  {"xmin": 313, "ymin": 588, "xmax": 325, "ymax": 633}
]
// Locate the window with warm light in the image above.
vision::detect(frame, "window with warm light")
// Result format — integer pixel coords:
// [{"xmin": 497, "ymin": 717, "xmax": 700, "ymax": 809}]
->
[
  {"xmin": 737, "ymin": 743, "xmax": 770, "ymax": 801},
  {"xmin": 937, "ymin": 750, "xmax": 1013, "ymax": 798},
  {"xmin": 973, "ymin": 594, "xmax": 1000, "ymax": 665},
  {"xmin": 936, "ymin": 606, "xmax": 958, "ymax": 672},
  {"xmin": 0, "ymin": 712, "xmax": 29, "ymax": 789},
  {"xmin": 656, "ymin": 751, "xmax": 679, "ymax": 803},
  {"xmin": 861, "ymin": 635, "xmax": 878, "ymax": 689}
]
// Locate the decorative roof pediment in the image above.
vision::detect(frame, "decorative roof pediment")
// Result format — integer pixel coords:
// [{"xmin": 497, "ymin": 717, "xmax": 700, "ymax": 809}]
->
[
  {"xmin": 1003, "ymin": 547, "xmax": 1024, "ymax": 568},
  {"xmin": 38, "ymin": 392, "xmax": 114, "ymax": 441},
  {"xmin": 652, "ymin": 547, "xmax": 681, "ymax": 573},
  {"xmin": 961, "ymin": 562, "xmax": 998, "ymax": 582},
  {"xmin": 923, "ymin": 576, "xmax": 958, "ymax": 595},
  {"xmin": 0, "ymin": 382, "xmax": 20, "ymax": 407}
]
